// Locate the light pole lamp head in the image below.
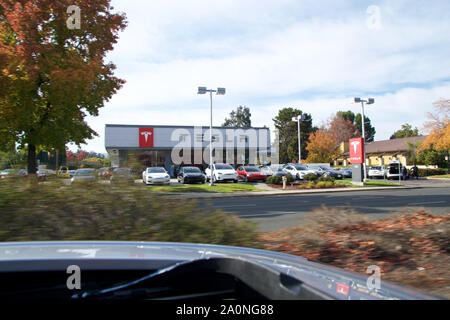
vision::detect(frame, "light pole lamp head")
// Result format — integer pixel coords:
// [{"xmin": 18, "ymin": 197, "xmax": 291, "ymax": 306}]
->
[
  {"xmin": 301, "ymin": 114, "xmax": 307, "ymax": 121},
  {"xmin": 216, "ymin": 88, "xmax": 226, "ymax": 95},
  {"xmin": 367, "ymin": 98, "xmax": 375, "ymax": 105},
  {"xmin": 198, "ymin": 87, "xmax": 207, "ymax": 94},
  {"xmin": 354, "ymin": 97, "xmax": 362, "ymax": 103},
  {"xmin": 292, "ymin": 117, "xmax": 298, "ymax": 122}
]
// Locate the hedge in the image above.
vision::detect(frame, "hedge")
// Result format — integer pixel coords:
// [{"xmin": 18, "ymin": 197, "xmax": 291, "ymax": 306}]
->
[{"xmin": 0, "ymin": 180, "xmax": 257, "ymax": 246}]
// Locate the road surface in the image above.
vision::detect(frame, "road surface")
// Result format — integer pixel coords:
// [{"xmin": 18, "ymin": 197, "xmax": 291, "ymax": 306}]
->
[{"xmin": 201, "ymin": 186, "xmax": 450, "ymax": 231}]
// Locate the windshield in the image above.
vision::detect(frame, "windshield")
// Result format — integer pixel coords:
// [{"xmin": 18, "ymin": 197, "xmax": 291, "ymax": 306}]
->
[
  {"xmin": 147, "ymin": 168, "xmax": 166, "ymax": 173},
  {"xmin": 215, "ymin": 164, "xmax": 233, "ymax": 170},
  {"xmin": 0, "ymin": 0, "xmax": 448, "ymax": 302}
]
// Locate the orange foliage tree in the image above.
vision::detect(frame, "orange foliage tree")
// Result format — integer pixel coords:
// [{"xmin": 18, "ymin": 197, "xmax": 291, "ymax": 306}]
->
[
  {"xmin": 0, "ymin": 0, "xmax": 127, "ymax": 173},
  {"xmin": 305, "ymin": 130, "xmax": 339, "ymax": 163},
  {"xmin": 419, "ymin": 99, "xmax": 450, "ymax": 152}
]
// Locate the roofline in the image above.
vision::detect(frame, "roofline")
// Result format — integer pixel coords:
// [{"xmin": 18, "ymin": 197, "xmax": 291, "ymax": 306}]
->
[{"xmin": 105, "ymin": 124, "xmax": 270, "ymax": 130}]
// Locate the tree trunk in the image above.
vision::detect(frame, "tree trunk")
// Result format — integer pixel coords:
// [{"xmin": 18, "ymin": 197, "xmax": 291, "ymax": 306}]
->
[{"xmin": 27, "ymin": 144, "xmax": 37, "ymax": 174}]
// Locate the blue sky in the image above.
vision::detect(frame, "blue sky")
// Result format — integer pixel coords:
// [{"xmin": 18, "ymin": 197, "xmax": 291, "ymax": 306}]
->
[{"xmin": 75, "ymin": 0, "xmax": 450, "ymax": 153}]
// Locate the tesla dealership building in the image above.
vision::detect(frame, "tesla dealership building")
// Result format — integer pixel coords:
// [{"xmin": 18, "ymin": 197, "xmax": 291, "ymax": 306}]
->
[{"xmin": 105, "ymin": 124, "xmax": 272, "ymax": 170}]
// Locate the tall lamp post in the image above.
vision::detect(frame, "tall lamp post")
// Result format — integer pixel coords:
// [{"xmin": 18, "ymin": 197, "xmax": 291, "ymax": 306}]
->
[
  {"xmin": 354, "ymin": 97, "xmax": 375, "ymax": 183},
  {"xmin": 198, "ymin": 86, "xmax": 226, "ymax": 186},
  {"xmin": 292, "ymin": 114, "xmax": 306, "ymax": 164}
]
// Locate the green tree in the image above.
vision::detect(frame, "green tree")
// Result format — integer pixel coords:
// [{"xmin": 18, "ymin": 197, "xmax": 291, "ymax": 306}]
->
[
  {"xmin": 390, "ymin": 123, "xmax": 421, "ymax": 139},
  {"xmin": 336, "ymin": 111, "xmax": 376, "ymax": 142},
  {"xmin": 0, "ymin": 1, "xmax": 127, "ymax": 174},
  {"xmin": 222, "ymin": 106, "xmax": 252, "ymax": 127},
  {"xmin": 273, "ymin": 108, "xmax": 314, "ymax": 163}
]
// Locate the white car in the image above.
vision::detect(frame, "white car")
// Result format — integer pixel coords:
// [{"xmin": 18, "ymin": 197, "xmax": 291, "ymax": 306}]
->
[
  {"xmin": 282, "ymin": 164, "xmax": 318, "ymax": 180},
  {"xmin": 142, "ymin": 167, "xmax": 170, "ymax": 185},
  {"xmin": 205, "ymin": 164, "xmax": 238, "ymax": 183},
  {"xmin": 368, "ymin": 165, "xmax": 387, "ymax": 179}
]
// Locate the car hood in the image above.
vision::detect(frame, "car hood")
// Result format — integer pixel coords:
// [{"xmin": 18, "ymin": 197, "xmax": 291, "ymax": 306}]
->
[
  {"xmin": 214, "ymin": 170, "xmax": 236, "ymax": 174},
  {"xmin": 147, "ymin": 173, "xmax": 168, "ymax": 178},
  {"xmin": 0, "ymin": 241, "xmax": 440, "ymax": 300}
]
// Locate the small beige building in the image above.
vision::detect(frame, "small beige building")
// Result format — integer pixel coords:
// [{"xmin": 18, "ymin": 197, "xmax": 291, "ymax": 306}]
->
[{"xmin": 335, "ymin": 136, "xmax": 427, "ymax": 167}]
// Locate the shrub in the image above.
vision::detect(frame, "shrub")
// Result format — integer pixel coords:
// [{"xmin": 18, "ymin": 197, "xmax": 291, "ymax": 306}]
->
[
  {"xmin": 0, "ymin": 180, "xmax": 257, "ymax": 246},
  {"xmin": 319, "ymin": 175, "xmax": 335, "ymax": 182},
  {"xmin": 286, "ymin": 174, "xmax": 295, "ymax": 183},
  {"xmin": 266, "ymin": 175, "xmax": 282, "ymax": 185},
  {"xmin": 303, "ymin": 173, "xmax": 318, "ymax": 181},
  {"xmin": 307, "ymin": 181, "xmax": 316, "ymax": 188},
  {"xmin": 316, "ymin": 181, "xmax": 326, "ymax": 188},
  {"xmin": 417, "ymin": 168, "xmax": 447, "ymax": 177},
  {"xmin": 324, "ymin": 181, "xmax": 334, "ymax": 188}
]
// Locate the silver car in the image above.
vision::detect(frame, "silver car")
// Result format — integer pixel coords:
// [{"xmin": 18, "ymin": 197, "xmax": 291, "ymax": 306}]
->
[{"xmin": 70, "ymin": 168, "xmax": 97, "ymax": 184}]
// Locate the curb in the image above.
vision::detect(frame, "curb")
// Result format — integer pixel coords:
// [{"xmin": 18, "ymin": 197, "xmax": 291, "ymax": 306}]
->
[{"xmin": 164, "ymin": 185, "xmax": 421, "ymax": 199}]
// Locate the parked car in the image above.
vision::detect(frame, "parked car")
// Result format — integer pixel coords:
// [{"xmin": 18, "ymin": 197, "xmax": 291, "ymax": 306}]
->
[
  {"xmin": 368, "ymin": 165, "xmax": 388, "ymax": 179},
  {"xmin": 282, "ymin": 164, "xmax": 318, "ymax": 180},
  {"xmin": 177, "ymin": 166, "xmax": 206, "ymax": 184},
  {"xmin": 142, "ymin": 167, "xmax": 170, "ymax": 185},
  {"xmin": 57, "ymin": 166, "xmax": 70, "ymax": 178},
  {"xmin": 306, "ymin": 165, "xmax": 343, "ymax": 179},
  {"xmin": 387, "ymin": 161, "xmax": 404, "ymax": 180},
  {"xmin": 1, "ymin": 168, "xmax": 47, "ymax": 181},
  {"xmin": 205, "ymin": 164, "xmax": 238, "ymax": 183},
  {"xmin": 110, "ymin": 167, "xmax": 135, "ymax": 185},
  {"xmin": 70, "ymin": 168, "xmax": 96, "ymax": 184},
  {"xmin": 0, "ymin": 168, "xmax": 16, "ymax": 179},
  {"xmin": 97, "ymin": 167, "xmax": 112, "ymax": 180},
  {"xmin": 337, "ymin": 168, "xmax": 352, "ymax": 178},
  {"xmin": 236, "ymin": 166, "xmax": 267, "ymax": 182},
  {"xmin": 68, "ymin": 170, "xmax": 76, "ymax": 177}
]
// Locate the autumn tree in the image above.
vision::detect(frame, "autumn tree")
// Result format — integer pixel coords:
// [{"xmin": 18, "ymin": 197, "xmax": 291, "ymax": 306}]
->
[
  {"xmin": 327, "ymin": 114, "xmax": 360, "ymax": 144},
  {"xmin": 304, "ymin": 130, "xmax": 338, "ymax": 163},
  {"xmin": 337, "ymin": 110, "xmax": 376, "ymax": 142},
  {"xmin": 390, "ymin": 123, "xmax": 421, "ymax": 139},
  {"xmin": 273, "ymin": 107, "xmax": 315, "ymax": 163},
  {"xmin": 419, "ymin": 99, "xmax": 450, "ymax": 152},
  {"xmin": 0, "ymin": 0, "xmax": 127, "ymax": 173},
  {"xmin": 222, "ymin": 105, "xmax": 252, "ymax": 127}
]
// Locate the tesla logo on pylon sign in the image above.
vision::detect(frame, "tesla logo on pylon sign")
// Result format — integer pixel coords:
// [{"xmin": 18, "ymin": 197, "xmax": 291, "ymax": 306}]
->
[
  {"xmin": 139, "ymin": 128, "xmax": 154, "ymax": 148},
  {"xmin": 349, "ymin": 138, "xmax": 364, "ymax": 164}
]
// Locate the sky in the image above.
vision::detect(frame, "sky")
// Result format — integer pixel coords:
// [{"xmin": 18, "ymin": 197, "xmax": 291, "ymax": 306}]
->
[{"xmin": 73, "ymin": 0, "xmax": 450, "ymax": 153}]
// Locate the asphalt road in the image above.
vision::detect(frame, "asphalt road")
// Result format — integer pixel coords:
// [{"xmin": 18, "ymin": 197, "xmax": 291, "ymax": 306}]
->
[{"xmin": 201, "ymin": 186, "xmax": 450, "ymax": 231}]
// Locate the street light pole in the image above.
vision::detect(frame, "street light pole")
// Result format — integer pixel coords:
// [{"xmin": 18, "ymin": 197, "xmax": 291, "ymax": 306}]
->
[
  {"xmin": 198, "ymin": 87, "xmax": 226, "ymax": 186},
  {"xmin": 354, "ymin": 97, "xmax": 375, "ymax": 184},
  {"xmin": 209, "ymin": 90, "xmax": 213, "ymax": 186},
  {"xmin": 360, "ymin": 100, "xmax": 367, "ymax": 182},
  {"xmin": 297, "ymin": 117, "xmax": 301, "ymax": 164},
  {"xmin": 292, "ymin": 114, "xmax": 306, "ymax": 164}
]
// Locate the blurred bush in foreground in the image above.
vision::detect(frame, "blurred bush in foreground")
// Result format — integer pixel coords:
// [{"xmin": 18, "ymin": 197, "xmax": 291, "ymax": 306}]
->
[{"xmin": 0, "ymin": 180, "xmax": 257, "ymax": 246}]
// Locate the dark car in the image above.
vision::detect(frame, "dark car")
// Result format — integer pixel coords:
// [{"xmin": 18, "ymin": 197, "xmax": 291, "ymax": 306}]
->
[
  {"xmin": 110, "ymin": 167, "xmax": 135, "ymax": 185},
  {"xmin": 236, "ymin": 166, "xmax": 267, "ymax": 182},
  {"xmin": 308, "ymin": 165, "xmax": 343, "ymax": 179},
  {"xmin": 338, "ymin": 168, "xmax": 352, "ymax": 178},
  {"xmin": 177, "ymin": 166, "xmax": 206, "ymax": 184}
]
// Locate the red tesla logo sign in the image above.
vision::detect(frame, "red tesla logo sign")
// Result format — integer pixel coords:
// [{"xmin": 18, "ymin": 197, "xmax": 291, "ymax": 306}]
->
[
  {"xmin": 139, "ymin": 128, "xmax": 154, "ymax": 148},
  {"xmin": 349, "ymin": 138, "xmax": 364, "ymax": 164},
  {"xmin": 336, "ymin": 283, "xmax": 350, "ymax": 296}
]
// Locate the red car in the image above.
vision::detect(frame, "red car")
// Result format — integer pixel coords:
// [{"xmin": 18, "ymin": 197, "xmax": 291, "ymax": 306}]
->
[{"xmin": 236, "ymin": 166, "xmax": 267, "ymax": 182}]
